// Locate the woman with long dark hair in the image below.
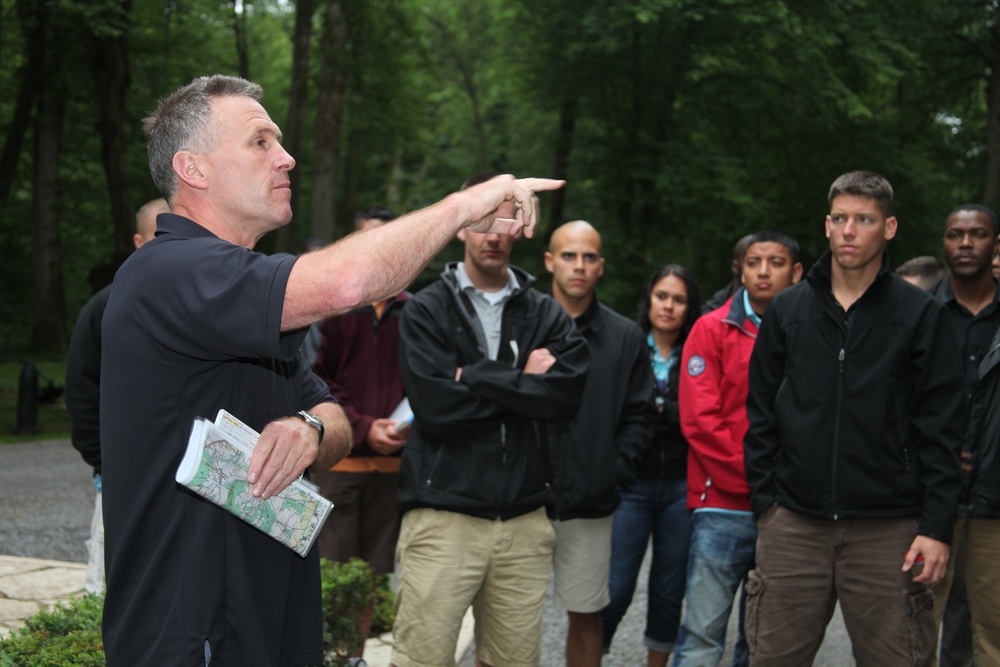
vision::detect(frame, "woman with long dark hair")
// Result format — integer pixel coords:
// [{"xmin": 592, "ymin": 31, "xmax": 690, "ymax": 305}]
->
[{"xmin": 601, "ymin": 264, "xmax": 701, "ymax": 667}]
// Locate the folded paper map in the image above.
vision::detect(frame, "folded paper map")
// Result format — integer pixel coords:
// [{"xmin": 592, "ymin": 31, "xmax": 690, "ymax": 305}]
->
[{"xmin": 175, "ymin": 409, "xmax": 333, "ymax": 557}]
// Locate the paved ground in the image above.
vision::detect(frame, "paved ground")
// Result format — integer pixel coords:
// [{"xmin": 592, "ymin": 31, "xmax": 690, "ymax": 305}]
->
[
  {"xmin": 0, "ymin": 439, "xmax": 856, "ymax": 664},
  {"xmin": 0, "ymin": 440, "xmax": 93, "ymax": 563}
]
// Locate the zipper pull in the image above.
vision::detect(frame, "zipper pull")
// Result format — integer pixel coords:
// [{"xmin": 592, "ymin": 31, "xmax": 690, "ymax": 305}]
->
[{"xmin": 501, "ymin": 423, "xmax": 508, "ymax": 463}]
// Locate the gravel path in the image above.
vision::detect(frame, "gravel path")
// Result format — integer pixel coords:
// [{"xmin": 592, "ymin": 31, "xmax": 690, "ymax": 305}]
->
[{"xmin": 0, "ymin": 439, "xmax": 93, "ymax": 563}]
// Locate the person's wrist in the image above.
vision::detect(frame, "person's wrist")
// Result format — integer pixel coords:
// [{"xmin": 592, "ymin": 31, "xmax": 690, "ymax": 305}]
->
[{"xmin": 293, "ymin": 410, "xmax": 324, "ymax": 445}]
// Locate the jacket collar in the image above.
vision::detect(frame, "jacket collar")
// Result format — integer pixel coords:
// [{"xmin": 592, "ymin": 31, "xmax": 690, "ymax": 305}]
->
[
  {"xmin": 931, "ymin": 276, "xmax": 1000, "ymax": 310},
  {"xmin": 441, "ymin": 261, "xmax": 536, "ymax": 296},
  {"xmin": 807, "ymin": 248, "xmax": 892, "ymax": 294},
  {"xmin": 721, "ymin": 287, "xmax": 759, "ymax": 337},
  {"xmin": 572, "ymin": 293, "xmax": 604, "ymax": 332}
]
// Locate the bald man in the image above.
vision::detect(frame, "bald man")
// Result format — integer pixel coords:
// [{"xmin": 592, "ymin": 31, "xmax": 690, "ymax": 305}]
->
[
  {"xmin": 544, "ymin": 221, "xmax": 655, "ymax": 667},
  {"xmin": 65, "ymin": 197, "xmax": 169, "ymax": 593}
]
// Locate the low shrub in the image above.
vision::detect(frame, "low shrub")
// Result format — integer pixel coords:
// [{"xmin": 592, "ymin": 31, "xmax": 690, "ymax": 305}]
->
[
  {"xmin": 371, "ymin": 573, "xmax": 396, "ymax": 636},
  {"xmin": 0, "ymin": 560, "xmax": 396, "ymax": 667},
  {"xmin": 0, "ymin": 594, "xmax": 104, "ymax": 667},
  {"xmin": 320, "ymin": 557, "xmax": 374, "ymax": 667}
]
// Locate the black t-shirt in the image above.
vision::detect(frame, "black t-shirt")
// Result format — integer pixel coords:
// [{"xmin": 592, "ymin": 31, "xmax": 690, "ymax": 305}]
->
[{"xmin": 100, "ymin": 214, "xmax": 332, "ymax": 667}]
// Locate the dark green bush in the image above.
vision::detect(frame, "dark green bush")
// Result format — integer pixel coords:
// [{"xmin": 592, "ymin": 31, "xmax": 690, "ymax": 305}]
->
[
  {"xmin": 320, "ymin": 557, "xmax": 374, "ymax": 667},
  {"xmin": 0, "ymin": 560, "xmax": 396, "ymax": 667},
  {"xmin": 0, "ymin": 594, "xmax": 105, "ymax": 667},
  {"xmin": 371, "ymin": 573, "xmax": 396, "ymax": 636}
]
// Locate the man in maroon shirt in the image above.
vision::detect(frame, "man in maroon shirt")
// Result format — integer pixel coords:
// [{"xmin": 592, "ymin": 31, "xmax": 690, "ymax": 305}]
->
[{"xmin": 311, "ymin": 206, "xmax": 410, "ymax": 655}]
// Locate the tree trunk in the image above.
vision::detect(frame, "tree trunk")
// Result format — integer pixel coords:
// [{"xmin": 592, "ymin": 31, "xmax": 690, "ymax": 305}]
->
[
  {"xmin": 85, "ymin": 0, "xmax": 135, "ymax": 274},
  {"xmin": 982, "ymin": 17, "xmax": 1000, "ymax": 209},
  {"xmin": 310, "ymin": 0, "xmax": 349, "ymax": 243},
  {"xmin": 30, "ymin": 24, "xmax": 68, "ymax": 355},
  {"xmin": 275, "ymin": 0, "xmax": 316, "ymax": 253},
  {"xmin": 342, "ymin": 91, "xmax": 361, "ymax": 222},
  {"xmin": 0, "ymin": 0, "xmax": 45, "ymax": 219},
  {"xmin": 386, "ymin": 148, "xmax": 404, "ymax": 210},
  {"xmin": 231, "ymin": 0, "xmax": 250, "ymax": 80},
  {"xmin": 547, "ymin": 96, "xmax": 578, "ymax": 230}
]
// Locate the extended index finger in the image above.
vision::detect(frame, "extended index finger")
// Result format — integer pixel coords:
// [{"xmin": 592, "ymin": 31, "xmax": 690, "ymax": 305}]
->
[
  {"xmin": 513, "ymin": 177, "xmax": 566, "ymax": 193},
  {"xmin": 511, "ymin": 179, "xmax": 564, "ymax": 238}
]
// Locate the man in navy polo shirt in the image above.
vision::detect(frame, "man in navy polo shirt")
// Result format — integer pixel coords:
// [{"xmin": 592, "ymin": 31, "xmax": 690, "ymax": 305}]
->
[{"xmin": 100, "ymin": 74, "xmax": 562, "ymax": 667}]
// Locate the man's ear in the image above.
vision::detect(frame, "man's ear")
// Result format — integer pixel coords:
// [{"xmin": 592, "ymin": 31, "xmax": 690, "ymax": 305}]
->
[
  {"xmin": 456, "ymin": 227, "xmax": 467, "ymax": 242},
  {"xmin": 792, "ymin": 262, "xmax": 804, "ymax": 283},
  {"xmin": 543, "ymin": 250, "xmax": 554, "ymax": 273},
  {"xmin": 173, "ymin": 152, "xmax": 208, "ymax": 191},
  {"xmin": 884, "ymin": 215, "xmax": 898, "ymax": 242}
]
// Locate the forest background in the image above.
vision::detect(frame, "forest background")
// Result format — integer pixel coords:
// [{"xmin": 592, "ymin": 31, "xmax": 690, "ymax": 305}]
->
[{"xmin": 3, "ymin": 0, "xmax": 1000, "ymax": 357}]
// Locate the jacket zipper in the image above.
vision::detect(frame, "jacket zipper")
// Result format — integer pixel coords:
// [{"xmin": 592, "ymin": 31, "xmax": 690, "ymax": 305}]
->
[
  {"xmin": 833, "ymin": 344, "xmax": 844, "ymax": 520},
  {"xmin": 897, "ymin": 397, "xmax": 910, "ymax": 472},
  {"xmin": 501, "ymin": 423, "xmax": 507, "ymax": 463}
]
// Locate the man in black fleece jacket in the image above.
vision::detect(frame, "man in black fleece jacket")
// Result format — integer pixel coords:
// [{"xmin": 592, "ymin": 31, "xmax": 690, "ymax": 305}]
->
[
  {"xmin": 544, "ymin": 220, "xmax": 654, "ymax": 667},
  {"xmin": 744, "ymin": 170, "xmax": 964, "ymax": 666}
]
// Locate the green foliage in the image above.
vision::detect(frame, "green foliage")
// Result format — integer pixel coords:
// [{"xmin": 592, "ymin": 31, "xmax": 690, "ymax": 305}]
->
[
  {"xmin": 3, "ymin": 0, "xmax": 1000, "ymax": 345},
  {"xmin": 0, "ymin": 561, "xmax": 397, "ymax": 666},
  {"xmin": 320, "ymin": 557, "xmax": 374, "ymax": 667},
  {"xmin": 370, "ymin": 573, "xmax": 396, "ymax": 636},
  {"xmin": 21, "ymin": 594, "xmax": 103, "ymax": 636},
  {"xmin": 0, "ymin": 594, "xmax": 105, "ymax": 667},
  {"xmin": 0, "ymin": 360, "xmax": 70, "ymax": 444}
]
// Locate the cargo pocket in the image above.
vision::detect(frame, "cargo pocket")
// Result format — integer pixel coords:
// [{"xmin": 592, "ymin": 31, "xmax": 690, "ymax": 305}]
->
[
  {"xmin": 744, "ymin": 569, "xmax": 765, "ymax": 659},
  {"xmin": 906, "ymin": 586, "xmax": 934, "ymax": 666}
]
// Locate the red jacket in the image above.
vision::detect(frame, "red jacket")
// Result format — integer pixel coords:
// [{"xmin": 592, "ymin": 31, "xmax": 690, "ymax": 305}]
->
[{"xmin": 679, "ymin": 290, "xmax": 757, "ymax": 511}]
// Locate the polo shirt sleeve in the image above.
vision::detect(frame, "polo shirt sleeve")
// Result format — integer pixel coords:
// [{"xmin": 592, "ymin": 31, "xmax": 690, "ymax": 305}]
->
[{"xmin": 128, "ymin": 237, "xmax": 304, "ymax": 361}]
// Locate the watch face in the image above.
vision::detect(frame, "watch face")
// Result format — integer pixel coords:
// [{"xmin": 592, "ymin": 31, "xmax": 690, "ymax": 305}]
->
[{"xmin": 299, "ymin": 411, "xmax": 320, "ymax": 426}]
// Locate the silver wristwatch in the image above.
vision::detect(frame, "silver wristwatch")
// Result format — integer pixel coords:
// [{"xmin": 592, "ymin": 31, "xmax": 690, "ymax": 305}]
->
[{"xmin": 294, "ymin": 410, "xmax": 325, "ymax": 444}]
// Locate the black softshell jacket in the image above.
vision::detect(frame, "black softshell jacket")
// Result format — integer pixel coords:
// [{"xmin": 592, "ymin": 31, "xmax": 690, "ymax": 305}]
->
[
  {"xmin": 398, "ymin": 264, "xmax": 590, "ymax": 520},
  {"xmin": 745, "ymin": 251, "xmax": 964, "ymax": 543}
]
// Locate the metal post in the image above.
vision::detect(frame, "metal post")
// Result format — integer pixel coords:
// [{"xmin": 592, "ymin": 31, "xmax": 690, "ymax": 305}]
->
[{"xmin": 14, "ymin": 360, "xmax": 40, "ymax": 435}]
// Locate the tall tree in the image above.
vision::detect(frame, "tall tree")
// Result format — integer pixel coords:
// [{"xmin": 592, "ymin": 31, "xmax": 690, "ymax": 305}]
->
[
  {"xmin": 309, "ymin": 0, "xmax": 348, "ymax": 242},
  {"xmin": 275, "ymin": 0, "xmax": 315, "ymax": 253},
  {"xmin": 231, "ymin": 0, "xmax": 250, "ymax": 80},
  {"xmin": 982, "ymin": 11, "xmax": 1000, "ymax": 208},
  {"xmin": 29, "ymin": 1, "xmax": 67, "ymax": 354},
  {"xmin": 0, "ymin": 0, "xmax": 44, "ymax": 219},
  {"xmin": 83, "ymin": 0, "xmax": 135, "ymax": 274}
]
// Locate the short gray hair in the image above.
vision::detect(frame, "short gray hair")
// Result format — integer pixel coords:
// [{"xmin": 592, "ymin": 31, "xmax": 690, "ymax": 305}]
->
[{"xmin": 143, "ymin": 74, "xmax": 262, "ymax": 200}]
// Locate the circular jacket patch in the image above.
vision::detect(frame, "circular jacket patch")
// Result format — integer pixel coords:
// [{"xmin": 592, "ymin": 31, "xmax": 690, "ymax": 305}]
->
[{"xmin": 687, "ymin": 355, "xmax": 706, "ymax": 377}]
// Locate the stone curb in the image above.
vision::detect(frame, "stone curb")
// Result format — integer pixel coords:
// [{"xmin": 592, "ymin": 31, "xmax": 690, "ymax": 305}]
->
[{"xmin": 0, "ymin": 555, "xmax": 87, "ymax": 638}]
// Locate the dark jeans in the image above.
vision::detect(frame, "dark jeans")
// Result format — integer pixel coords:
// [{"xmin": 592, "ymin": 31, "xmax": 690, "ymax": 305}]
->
[{"xmin": 600, "ymin": 477, "xmax": 692, "ymax": 654}]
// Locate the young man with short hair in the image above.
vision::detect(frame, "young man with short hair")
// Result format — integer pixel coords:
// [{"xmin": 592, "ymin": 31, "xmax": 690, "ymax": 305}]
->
[
  {"xmin": 896, "ymin": 255, "xmax": 948, "ymax": 291},
  {"xmin": 930, "ymin": 203, "xmax": 1000, "ymax": 666},
  {"xmin": 744, "ymin": 170, "xmax": 965, "ymax": 665},
  {"xmin": 391, "ymin": 177, "xmax": 589, "ymax": 667},
  {"xmin": 673, "ymin": 229, "xmax": 802, "ymax": 667},
  {"xmin": 544, "ymin": 220, "xmax": 654, "ymax": 667}
]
